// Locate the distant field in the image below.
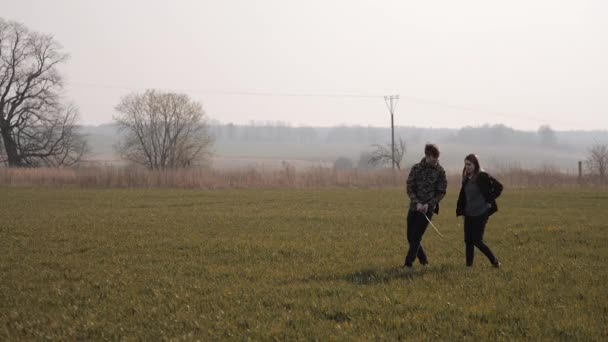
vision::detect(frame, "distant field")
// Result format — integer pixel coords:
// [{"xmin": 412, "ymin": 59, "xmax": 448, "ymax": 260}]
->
[
  {"xmin": 86, "ymin": 139, "xmax": 585, "ymax": 172},
  {"xmin": 210, "ymin": 141, "xmax": 585, "ymax": 171},
  {"xmin": 1, "ymin": 188, "xmax": 606, "ymax": 340}
]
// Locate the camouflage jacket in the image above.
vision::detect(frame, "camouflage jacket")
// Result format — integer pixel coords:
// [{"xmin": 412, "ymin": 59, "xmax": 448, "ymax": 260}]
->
[{"xmin": 406, "ymin": 158, "xmax": 448, "ymax": 214}]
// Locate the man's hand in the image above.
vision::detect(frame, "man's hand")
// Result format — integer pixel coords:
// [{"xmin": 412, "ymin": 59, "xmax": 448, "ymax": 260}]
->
[{"xmin": 417, "ymin": 203, "xmax": 428, "ymax": 213}]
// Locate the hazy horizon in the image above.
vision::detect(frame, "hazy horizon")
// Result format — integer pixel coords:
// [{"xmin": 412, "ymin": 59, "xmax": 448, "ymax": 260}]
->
[
  {"xmin": 3, "ymin": 0, "xmax": 607, "ymax": 131},
  {"xmin": 84, "ymin": 120, "xmax": 608, "ymax": 134}
]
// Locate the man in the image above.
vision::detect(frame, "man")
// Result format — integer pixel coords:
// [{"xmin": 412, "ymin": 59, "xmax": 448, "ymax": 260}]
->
[{"xmin": 403, "ymin": 143, "xmax": 447, "ymax": 268}]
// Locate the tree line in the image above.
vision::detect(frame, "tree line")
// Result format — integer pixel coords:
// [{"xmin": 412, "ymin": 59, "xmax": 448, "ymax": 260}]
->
[{"xmin": 208, "ymin": 123, "xmax": 567, "ymax": 147}]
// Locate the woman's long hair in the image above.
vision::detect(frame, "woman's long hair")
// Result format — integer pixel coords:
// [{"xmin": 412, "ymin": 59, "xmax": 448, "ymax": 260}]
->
[{"xmin": 462, "ymin": 154, "xmax": 482, "ymax": 182}]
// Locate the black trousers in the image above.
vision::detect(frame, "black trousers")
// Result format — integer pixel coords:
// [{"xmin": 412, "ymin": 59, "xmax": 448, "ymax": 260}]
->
[
  {"xmin": 404, "ymin": 210, "xmax": 433, "ymax": 266},
  {"xmin": 464, "ymin": 211, "xmax": 498, "ymax": 266}
]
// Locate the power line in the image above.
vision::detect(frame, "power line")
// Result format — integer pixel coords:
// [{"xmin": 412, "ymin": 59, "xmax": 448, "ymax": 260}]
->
[
  {"xmin": 66, "ymin": 81, "xmax": 591, "ymax": 127},
  {"xmin": 68, "ymin": 82, "xmax": 382, "ymax": 98}
]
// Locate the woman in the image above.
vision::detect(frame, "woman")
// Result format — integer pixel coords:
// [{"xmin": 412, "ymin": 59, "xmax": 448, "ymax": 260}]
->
[{"xmin": 456, "ymin": 154, "xmax": 503, "ymax": 268}]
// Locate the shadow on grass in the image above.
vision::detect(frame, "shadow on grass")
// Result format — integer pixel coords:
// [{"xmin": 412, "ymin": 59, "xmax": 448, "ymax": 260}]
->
[
  {"xmin": 301, "ymin": 264, "xmax": 455, "ymax": 285},
  {"xmin": 344, "ymin": 266, "xmax": 425, "ymax": 285}
]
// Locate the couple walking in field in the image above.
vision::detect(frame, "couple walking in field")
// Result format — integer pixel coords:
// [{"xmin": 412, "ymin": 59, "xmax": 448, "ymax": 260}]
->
[{"xmin": 403, "ymin": 144, "xmax": 503, "ymax": 269}]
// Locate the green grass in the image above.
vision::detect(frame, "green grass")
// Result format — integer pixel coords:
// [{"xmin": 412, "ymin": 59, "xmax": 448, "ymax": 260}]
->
[{"xmin": 1, "ymin": 188, "xmax": 607, "ymax": 340}]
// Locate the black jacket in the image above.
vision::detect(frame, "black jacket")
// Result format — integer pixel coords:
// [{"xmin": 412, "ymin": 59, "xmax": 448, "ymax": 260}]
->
[{"xmin": 456, "ymin": 172, "xmax": 503, "ymax": 217}]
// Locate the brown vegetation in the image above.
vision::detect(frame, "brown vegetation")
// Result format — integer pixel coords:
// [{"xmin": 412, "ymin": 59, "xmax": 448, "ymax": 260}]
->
[{"xmin": 0, "ymin": 163, "xmax": 598, "ymax": 189}]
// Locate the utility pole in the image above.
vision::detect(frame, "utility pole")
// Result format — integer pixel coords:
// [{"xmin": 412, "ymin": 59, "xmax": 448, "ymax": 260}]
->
[{"xmin": 384, "ymin": 95, "xmax": 399, "ymax": 169}]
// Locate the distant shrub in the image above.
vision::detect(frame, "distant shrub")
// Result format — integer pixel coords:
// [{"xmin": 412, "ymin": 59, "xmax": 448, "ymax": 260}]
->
[{"xmin": 333, "ymin": 157, "xmax": 353, "ymax": 170}]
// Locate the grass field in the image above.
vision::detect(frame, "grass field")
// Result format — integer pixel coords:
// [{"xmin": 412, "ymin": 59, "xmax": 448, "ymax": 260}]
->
[{"xmin": 1, "ymin": 188, "xmax": 607, "ymax": 340}]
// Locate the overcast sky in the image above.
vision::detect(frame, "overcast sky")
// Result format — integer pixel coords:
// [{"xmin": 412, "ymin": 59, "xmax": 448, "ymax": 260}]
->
[{"xmin": 3, "ymin": 0, "xmax": 607, "ymax": 130}]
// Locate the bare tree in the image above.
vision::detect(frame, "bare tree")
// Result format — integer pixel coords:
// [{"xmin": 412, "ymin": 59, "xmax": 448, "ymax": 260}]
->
[
  {"xmin": 369, "ymin": 137, "xmax": 406, "ymax": 169},
  {"xmin": 585, "ymin": 142, "xmax": 608, "ymax": 183},
  {"xmin": 114, "ymin": 90, "xmax": 213, "ymax": 169},
  {"xmin": 0, "ymin": 19, "xmax": 87, "ymax": 167}
]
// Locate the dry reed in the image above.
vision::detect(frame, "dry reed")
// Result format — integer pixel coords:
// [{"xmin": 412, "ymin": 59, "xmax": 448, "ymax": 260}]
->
[{"xmin": 0, "ymin": 164, "xmax": 599, "ymax": 189}]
